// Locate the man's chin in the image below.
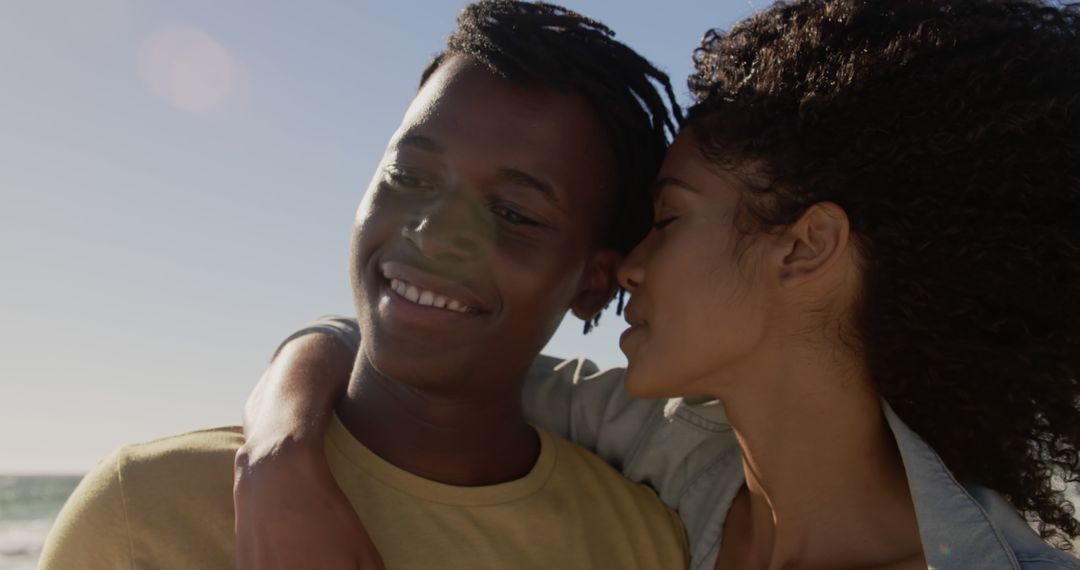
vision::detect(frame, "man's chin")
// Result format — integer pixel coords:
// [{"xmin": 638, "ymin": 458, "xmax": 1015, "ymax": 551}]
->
[
  {"xmin": 371, "ymin": 359, "xmax": 469, "ymax": 393},
  {"xmin": 360, "ymin": 330, "xmax": 474, "ymax": 387}
]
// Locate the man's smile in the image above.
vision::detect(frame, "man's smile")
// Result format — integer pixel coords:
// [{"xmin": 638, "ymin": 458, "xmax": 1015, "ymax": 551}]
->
[
  {"xmin": 373, "ymin": 259, "xmax": 492, "ymax": 331},
  {"xmin": 380, "ymin": 260, "xmax": 488, "ymax": 312},
  {"xmin": 387, "ymin": 277, "xmax": 475, "ymax": 313}
]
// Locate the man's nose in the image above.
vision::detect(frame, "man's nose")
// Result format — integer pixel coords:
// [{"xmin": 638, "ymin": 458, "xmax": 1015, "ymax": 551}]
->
[{"xmin": 402, "ymin": 192, "xmax": 491, "ymax": 264}]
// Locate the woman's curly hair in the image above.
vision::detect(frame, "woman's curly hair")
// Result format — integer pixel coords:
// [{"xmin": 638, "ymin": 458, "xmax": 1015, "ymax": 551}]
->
[{"xmin": 687, "ymin": 0, "xmax": 1080, "ymax": 547}]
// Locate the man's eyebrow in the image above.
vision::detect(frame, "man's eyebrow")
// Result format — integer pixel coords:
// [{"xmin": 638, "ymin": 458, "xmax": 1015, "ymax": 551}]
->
[
  {"xmin": 498, "ymin": 168, "xmax": 560, "ymax": 208},
  {"xmin": 652, "ymin": 176, "xmax": 701, "ymax": 199},
  {"xmin": 397, "ymin": 133, "xmax": 442, "ymax": 153}
]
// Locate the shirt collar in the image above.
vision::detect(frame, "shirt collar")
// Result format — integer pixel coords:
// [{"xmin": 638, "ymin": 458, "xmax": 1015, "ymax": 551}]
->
[
  {"xmin": 672, "ymin": 397, "xmax": 1023, "ymax": 569},
  {"xmin": 881, "ymin": 403, "xmax": 1019, "ymax": 569}
]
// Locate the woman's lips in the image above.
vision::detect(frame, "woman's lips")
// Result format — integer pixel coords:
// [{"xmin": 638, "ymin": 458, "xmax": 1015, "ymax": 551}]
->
[{"xmin": 619, "ymin": 321, "xmax": 647, "ymax": 352}]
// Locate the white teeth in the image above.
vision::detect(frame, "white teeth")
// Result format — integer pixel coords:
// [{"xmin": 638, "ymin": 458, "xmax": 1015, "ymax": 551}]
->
[{"xmin": 388, "ymin": 277, "xmax": 472, "ymax": 313}]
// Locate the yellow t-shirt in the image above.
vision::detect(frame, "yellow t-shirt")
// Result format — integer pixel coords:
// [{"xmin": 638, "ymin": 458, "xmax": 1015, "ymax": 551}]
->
[{"xmin": 40, "ymin": 417, "xmax": 689, "ymax": 569}]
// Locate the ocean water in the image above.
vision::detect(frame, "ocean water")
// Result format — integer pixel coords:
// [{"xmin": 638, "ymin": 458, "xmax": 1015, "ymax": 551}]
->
[{"xmin": 0, "ymin": 475, "xmax": 83, "ymax": 570}]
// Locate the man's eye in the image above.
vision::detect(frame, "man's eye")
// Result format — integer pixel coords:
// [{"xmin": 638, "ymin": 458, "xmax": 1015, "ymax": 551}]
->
[
  {"xmin": 385, "ymin": 168, "xmax": 434, "ymax": 191},
  {"xmin": 490, "ymin": 204, "xmax": 538, "ymax": 226},
  {"xmin": 652, "ymin": 216, "xmax": 678, "ymax": 230}
]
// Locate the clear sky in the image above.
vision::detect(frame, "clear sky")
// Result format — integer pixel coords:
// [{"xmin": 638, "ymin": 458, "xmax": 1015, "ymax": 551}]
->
[{"xmin": 1, "ymin": 0, "xmax": 764, "ymax": 474}]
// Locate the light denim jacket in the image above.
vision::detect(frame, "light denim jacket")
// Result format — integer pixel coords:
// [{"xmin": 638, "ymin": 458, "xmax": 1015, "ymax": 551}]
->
[{"xmin": 294, "ymin": 316, "xmax": 1080, "ymax": 570}]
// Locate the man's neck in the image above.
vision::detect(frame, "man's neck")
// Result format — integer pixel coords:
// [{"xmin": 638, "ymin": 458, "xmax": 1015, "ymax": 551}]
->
[{"xmin": 335, "ymin": 356, "xmax": 540, "ymax": 487}]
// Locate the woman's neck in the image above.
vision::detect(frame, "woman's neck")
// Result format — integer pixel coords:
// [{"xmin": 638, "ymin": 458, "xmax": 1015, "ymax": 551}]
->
[
  {"xmin": 335, "ymin": 355, "xmax": 540, "ymax": 487},
  {"xmin": 709, "ymin": 340, "xmax": 925, "ymax": 569}
]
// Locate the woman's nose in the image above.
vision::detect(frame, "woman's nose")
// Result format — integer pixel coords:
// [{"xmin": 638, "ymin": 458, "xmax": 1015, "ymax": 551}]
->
[{"xmin": 616, "ymin": 241, "xmax": 647, "ymax": 293}]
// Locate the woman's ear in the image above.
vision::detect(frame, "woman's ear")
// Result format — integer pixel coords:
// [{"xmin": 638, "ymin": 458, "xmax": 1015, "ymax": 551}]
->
[
  {"xmin": 774, "ymin": 202, "xmax": 851, "ymax": 287},
  {"xmin": 571, "ymin": 249, "xmax": 623, "ymax": 322}
]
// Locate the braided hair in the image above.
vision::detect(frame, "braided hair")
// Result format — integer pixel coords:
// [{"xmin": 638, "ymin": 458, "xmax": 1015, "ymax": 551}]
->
[{"xmin": 419, "ymin": 1, "xmax": 682, "ymax": 332}]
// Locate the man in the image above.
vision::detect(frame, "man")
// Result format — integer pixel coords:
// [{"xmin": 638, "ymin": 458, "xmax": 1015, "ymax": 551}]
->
[{"xmin": 40, "ymin": 2, "xmax": 688, "ymax": 569}]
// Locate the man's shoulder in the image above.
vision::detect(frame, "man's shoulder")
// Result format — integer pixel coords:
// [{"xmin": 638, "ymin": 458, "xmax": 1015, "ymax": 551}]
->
[
  {"xmin": 113, "ymin": 427, "xmax": 241, "ymax": 553},
  {"xmin": 117, "ymin": 425, "xmax": 243, "ymax": 458},
  {"xmin": 114, "ymin": 426, "xmax": 243, "ymax": 481},
  {"xmin": 105, "ymin": 426, "xmax": 241, "ymax": 509},
  {"xmin": 543, "ymin": 428, "xmax": 665, "ymax": 507},
  {"xmin": 41, "ymin": 427, "xmax": 243, "ymax": 569},
  {"xmin": 539, "ymin": 430, "xmax": 690, "ymax": 565}
]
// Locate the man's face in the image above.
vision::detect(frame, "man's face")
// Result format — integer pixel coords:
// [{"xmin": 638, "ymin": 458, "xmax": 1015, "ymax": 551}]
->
[{"xmin": 351, "ymin": 56, "xmax": 618, "ymax": 393}]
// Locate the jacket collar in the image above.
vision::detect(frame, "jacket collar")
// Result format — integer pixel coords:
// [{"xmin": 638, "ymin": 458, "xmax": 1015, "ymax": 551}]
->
[
  {"xmin": 882, "ymin": 402, "xmax": 1020, "ymax": 569},
  {"xmin": 672, "ymin": 397, "xmax": 1024, "ymax": 568}
]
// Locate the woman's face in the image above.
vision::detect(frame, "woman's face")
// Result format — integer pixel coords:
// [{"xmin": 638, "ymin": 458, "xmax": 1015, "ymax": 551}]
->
[{"xmin": 617, "ymin": 131, "xmax": 772, "ymax": 398}]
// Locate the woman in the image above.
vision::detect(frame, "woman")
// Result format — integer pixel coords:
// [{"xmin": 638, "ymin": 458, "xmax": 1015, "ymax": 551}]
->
[{"xmin": 237, "ymin": 0, "xmax": 1080, "ymax": 568}]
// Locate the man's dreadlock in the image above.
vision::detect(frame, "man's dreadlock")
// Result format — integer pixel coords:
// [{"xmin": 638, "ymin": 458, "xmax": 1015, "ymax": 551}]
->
[{"xmin": 418, "ymin": 0, "xmax": 682, "ymax": 333}]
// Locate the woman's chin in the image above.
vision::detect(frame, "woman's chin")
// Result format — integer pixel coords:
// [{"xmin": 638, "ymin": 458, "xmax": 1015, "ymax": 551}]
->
[{"xmin": 622, "ymin": 359, "xmax": 676, "ymax": 399}]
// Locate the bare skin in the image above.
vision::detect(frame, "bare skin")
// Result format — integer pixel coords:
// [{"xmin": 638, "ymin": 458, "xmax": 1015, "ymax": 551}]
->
[
  {"xmin": 712, "ymin": 386, "xmax": 925, "ymax": 570},
  {"xmin": 336, "ymin": 357, "xmax": 540, "ymax": 487},
  {"xmin": 233, "ymin": 334, "xmax": 366, "ymax": 570}
]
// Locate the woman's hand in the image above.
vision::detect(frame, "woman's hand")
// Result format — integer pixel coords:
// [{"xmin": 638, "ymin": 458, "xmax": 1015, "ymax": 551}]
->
[
  {"xmin": 234, "ymin": 443, "xmax": 385, "ymax": 570},
  {"xmin": 233, "ymin": 331, "xmax": 382, "ymax": 569}
]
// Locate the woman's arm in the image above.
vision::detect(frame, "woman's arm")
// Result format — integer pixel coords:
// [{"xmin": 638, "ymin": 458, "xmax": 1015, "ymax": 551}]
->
[
  {"xmin": 240, "ymin": 326, "xmax": 353, "ymax": 463},
  {"xmin": 234, "ymin": 322, "xmax": 385, "ymax": 570},
  {"xmin": 233, "ymin": 315, "xmax": 674, "ymax": 569}
]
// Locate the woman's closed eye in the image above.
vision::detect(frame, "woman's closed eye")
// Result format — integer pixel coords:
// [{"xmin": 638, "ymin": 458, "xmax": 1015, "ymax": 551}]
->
[{"xmin": 652, "ymin": 216, "xmax": 679, "ymax": 230}]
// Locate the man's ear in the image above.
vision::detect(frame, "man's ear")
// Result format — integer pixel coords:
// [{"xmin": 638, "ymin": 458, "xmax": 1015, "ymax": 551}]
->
[
  {"xmin": 773, "ymin": 202, "xmax": 851, "ymax": 286},
  {"xmin": 571, "ymin": 248, "xmax": 623, "ymax": 322}
]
